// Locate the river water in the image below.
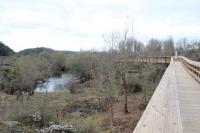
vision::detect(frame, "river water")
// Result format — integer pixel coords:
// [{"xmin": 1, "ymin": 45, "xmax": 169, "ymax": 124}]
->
[{"xmin": 35, "ymin": 74, "xmax": 74, "ymax": 92}]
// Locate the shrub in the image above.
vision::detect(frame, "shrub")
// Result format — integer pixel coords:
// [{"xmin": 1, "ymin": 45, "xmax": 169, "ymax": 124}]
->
[
  {"xmin": 76, "ymin": 117, "xmax": 102, "ymax": 133},
  {"xmin": 39, "ymin": 106, "xmax": 58, "ymax": 126},
  {"xmin": 66, "ymin": 53, "xmax": 98, "ymax": 83},
  {"xmin": 62, "ymin": 90, "xmax": 78, "ymax": 116},
  {"xmin": 10, "ymin": 113, "xmax": 32, "ymax": 126},
  {"xmin": 66, "ymin": 80, "xmax": 81, "ymax": 94},
  {"xmin": 65, "ymin": 90, "xmax": 76, "ymax": 106},
  {"xmin": 134, "ymin": 83, "xmax": 142, "ymax": 92},
  {"xmin": 126, "ymin": 82, "xmax": 142, "ymax": 93}
]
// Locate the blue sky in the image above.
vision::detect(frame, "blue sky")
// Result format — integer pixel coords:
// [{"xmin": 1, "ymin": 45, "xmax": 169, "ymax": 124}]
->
[{"xmin": 0, "ymin": 0, "xmax": 200, "ymax": 51}]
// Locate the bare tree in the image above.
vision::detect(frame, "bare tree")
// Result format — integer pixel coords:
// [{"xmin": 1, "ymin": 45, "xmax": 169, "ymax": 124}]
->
[
  {"xmin": 93, "ymin": 33, "xmax": 121, "ymax": 127},
  {"xmin": 95, "ymin": 52, "xmax": 119, "ymax": 127},
  {"xmin": 163, "ymin": 38, "xmax": 175, "ymax": 56},
  {"xmin": 117, "ymin": 28, "xmax": 132, "ymax": 114},
  {"xmin": 105, "ymin": 28, "xmax": 142, "ymax": 114},
  {"xmin": 145, "ymin": 39, "xmax": 162, "ymax": 56}
]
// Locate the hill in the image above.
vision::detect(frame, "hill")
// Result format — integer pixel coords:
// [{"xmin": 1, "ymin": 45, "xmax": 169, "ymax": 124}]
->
[
  {"xmin": 0, "ymin": 42, "xmax": 15, "ymax": 56},
  {"xmin": 18, "ymin": 47, "xmax": 54, "ymax": 56}
]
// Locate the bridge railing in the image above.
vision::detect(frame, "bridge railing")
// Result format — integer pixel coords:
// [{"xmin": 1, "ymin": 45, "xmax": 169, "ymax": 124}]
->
[
  {"xmin": 132, "ymin": 56, "xmax": 171, "ymax": 63},
  {"xmin": 179, "ymin": 56, "xmax": 200, "ymax": 81},
  {"xmin": 133, "ymin": 56, "xmax": 200, "ymax": 133},
  {"xmin": 116, "ymin": 56, "xmax": 171, "ymax": 64}
]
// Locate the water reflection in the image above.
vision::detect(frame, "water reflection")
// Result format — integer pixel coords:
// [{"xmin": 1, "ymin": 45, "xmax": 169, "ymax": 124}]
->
[{"xmin": 35, "ymin": 74, "xmax": 73, "ymax": 92}]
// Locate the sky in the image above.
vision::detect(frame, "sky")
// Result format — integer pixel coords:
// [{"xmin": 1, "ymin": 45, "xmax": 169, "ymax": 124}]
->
[{"xmin": 0, "ymin": 0, "xmax": 200, "ymax": 52}]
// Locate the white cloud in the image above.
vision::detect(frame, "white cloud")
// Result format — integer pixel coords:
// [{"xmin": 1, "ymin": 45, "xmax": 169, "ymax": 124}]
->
[{"xmin": 0, "ymin": 0, "xmax": 200, "ymax": 51}]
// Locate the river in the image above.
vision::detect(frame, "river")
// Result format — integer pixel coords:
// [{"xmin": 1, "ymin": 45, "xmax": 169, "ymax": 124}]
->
[{"xmin": 35, "ymin": 74, "xmax": 74, "ymax": 92}]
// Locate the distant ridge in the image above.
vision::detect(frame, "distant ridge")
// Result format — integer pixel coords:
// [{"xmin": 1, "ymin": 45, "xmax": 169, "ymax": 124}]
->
[
  {"xmin": 0, "ymin": 42, "xmax": 15, "ymax": 56},
  {"xmin": 0, "ymin": 42, "xmax": 80, "ymax": 56},
  {"xmin": 18, "ymin": 48, "xmax": 79, "ymax": 56},
  {"xmin": 18, "ymin": 47, "xmax": 54, "ymax": 56},
  {"xmin": 61, "ymin": 50, "xmax": 79, "ymax": 55}
]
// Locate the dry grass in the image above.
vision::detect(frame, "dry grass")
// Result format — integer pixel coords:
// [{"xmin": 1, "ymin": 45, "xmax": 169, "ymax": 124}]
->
[
  {"xmin": 100, "ymin": 94, "xmax": 144, "ymax": 133},
  {"xmin": 0, "ymin": 87, "xmax": 145, "ymax": 133}
]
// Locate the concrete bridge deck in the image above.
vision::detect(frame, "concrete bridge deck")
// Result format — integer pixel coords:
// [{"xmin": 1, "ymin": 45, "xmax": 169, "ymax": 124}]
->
[{"xmin": 133, "ymin": 57, "xmax": 200, "ymax": 133}]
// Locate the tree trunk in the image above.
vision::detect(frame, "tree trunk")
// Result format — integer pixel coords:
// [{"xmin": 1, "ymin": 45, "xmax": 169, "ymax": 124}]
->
[
  {"xmin": 110, "ymin": 99, "xmax": 114, "ymax": 127},
  {"xmin": 124, "ymin": 88, "xmax": 128, "ymax": 113},
  {"xmin": 122, "ymin": 72, "xmax": 128, "ymax": 113},
  {"xmin": 45, "ymin": 79, "xmax": 48, "ymax": 97},
  {"xmin": 144, "ymin": 87, "xmax": 147, "ymax": 103}
]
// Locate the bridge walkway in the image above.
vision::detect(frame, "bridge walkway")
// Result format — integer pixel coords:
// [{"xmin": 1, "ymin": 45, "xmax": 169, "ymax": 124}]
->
[
  {"xmin": 133, "ymin": 58, "xmax": 200, "ymax": 133},
  {"xmin": 175, "ymin": 61, "xmax": 200, "ymax": 133}
]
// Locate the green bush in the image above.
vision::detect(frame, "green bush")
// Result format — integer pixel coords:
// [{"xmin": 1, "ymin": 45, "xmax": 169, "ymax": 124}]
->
[
  {"xmin": 38, "ymin": 106, "xmax": 58, "ymax": 127},
  {"xmin": 65, "ymin": 90, "xmax": 76, "ymax": 106}
]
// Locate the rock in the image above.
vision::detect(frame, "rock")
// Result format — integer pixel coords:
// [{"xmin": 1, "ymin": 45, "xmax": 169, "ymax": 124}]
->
[
  {"xmin": 77, "ymin": 106, "xmax": 97, "ymax": 117},
  {"xmin": 48, "ymin": 122, "xmax": 55, "ymax": 127},
  {"xmin": 32, "ymin": 111, "xmax": 42, "ymax": 122},
  {"xmin": 6, "ymin": 121, "xmax": 22, "ymax": 128},
  {"xmin": 46, "ymin": 124, "xmax": 76, "ymax": 133},
  {"xmin": 5, "ymin": 121, "xmax": 25, "ymax": 133},
  {"xmin": 33, "ymin": 129, "xmax": 45, "ymax": 133}
]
